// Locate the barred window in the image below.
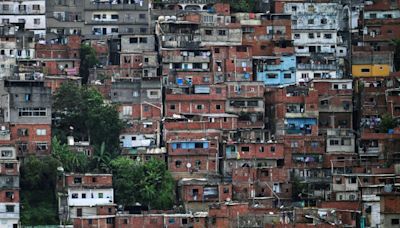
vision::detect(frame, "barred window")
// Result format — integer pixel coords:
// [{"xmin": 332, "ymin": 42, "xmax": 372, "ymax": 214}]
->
[{"xmin": 18, "ymin": 108, "xmax": 47, "ymax": 117}]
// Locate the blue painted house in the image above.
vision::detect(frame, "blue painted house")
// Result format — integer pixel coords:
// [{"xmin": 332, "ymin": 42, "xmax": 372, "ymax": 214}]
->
[{"xmin": 255, "ymin": 55, "xmax": 296, "ymax": 86}]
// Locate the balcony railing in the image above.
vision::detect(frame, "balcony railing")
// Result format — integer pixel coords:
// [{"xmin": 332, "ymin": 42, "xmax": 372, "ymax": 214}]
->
[
  {"xmin": 85, "ymin": 2, "xmax": 147, "ymax": 10},
  {"xmin": 297, "ymin": 63, "xmax": 337, "ymax": 71},
  {"xmin": 163, "ymin": 55, "xmax": 210, "ymax": 63}
]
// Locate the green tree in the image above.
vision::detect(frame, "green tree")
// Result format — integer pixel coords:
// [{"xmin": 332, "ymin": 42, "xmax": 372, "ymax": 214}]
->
[
  {"xmin": 20, "ymin": 156, "xmax": 61, "ymax": 225},
  {"xmin": 53, "ymin": 83, "xmax": 124, "ymax": 153},
  {"xmin": 110, "ymin": 157, "xmax": 140, "ymax": 206},
  {"xmin": 51, "ymin": 137, "xmax": 88, "ymax": 172},
  {"xmin": 391, "ymin": 39, "xmax": 400, "ymax": 72},
  {"xmin": 110, "ymin": 157, "xmax": 175, "ymax": 209},
  {"xmin": 79, "ymin": 44, "xmax": 98, "ymax": 84},
  {"xmin": 221, "ymin": 0, "xmax": 260, "ymax": 13},
  {"xmin": 379, "ymin": 114, "xmax": 397, "ymax": 133},
  {"xmin": 92, "ymin": 142, "xmax": 111, "ymax": 173}
]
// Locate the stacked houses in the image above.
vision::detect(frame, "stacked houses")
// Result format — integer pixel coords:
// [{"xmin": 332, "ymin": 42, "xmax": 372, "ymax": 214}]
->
[{"xmin": 0, "ymin": 0, "xmax": 400, "ymax": 227}]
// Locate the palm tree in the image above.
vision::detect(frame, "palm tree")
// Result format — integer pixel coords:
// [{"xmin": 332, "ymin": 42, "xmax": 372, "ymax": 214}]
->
[{"xmin": 93, "ymin": 142, "xmax": 111, "ymax": 173}]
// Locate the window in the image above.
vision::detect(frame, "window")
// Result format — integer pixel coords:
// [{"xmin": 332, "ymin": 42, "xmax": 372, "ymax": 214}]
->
[
  {"xmin": 247, "ymin": 101, "xmax": 258, "ymax": 107},
  {"xmin": 122, "ymin": 106, "xmax": 132, "ymax": 116},
  {"xmin": 6, "ymin": 191, "xmax": 14, "ymax": 199},
  {"xmin": 32, "ymin": 4, "xmax": 40, "ymax": 10},
  {"xmin": 330, "ymin": 140, "xmax": 339, "ymax": 145},
  {"xmin": 291, "ymin": 6, "xmax": 297, "ymax": 11},
  {"xmin": 311, "ymin": 142, "xmax": 319, "ymax": 148},
  {"xmin": 1, "ymin": 150, "xmax": 12, "ymax": 158},
  {"xmin": 216, "ymin": 88, "xmax": 222, "ymax": 94},
  {"xmin": 74, "ymin": 177, "xmax": 82, "ymax": 184},
  {"xmin": 195, "ymin": 160, "xmax": 201, "ymax": 168},
  {"xmin": 215, "ymin": 48, "xmax": 220, "ymax": 53},
  {"xmin": 216, "ymin": 104, "xmax": 221, "ymax": 110},
  {"xmin": 129, "ymin": 37, "xmax": 138, "ymax": 43},
  {"xmin": 18, "ymin": 108, "xmax": 47, "ymax": 117},
  {"xmin": 111, "ymin": 14, "xmax": 119, "ymax": 20},
  {"xmin": 218, "ymin": 30, "xmax": 226, "ymax": 36},
  {"xmin": 205, "ymin": 30, "xmax": 213, "ymax": 35},
  {"xmin": 2, "ymin": 4, "xmax": 9, "ymax": 11},
  {"xmin": 139, "ymin": 37, "xmax": 147, "ymax": 43},
  {"xmin": 175, "ymin": 160, "xmax": 181, "ymax": 168},
  {"xmin": 361, "ymin": 68, "xmax": 370, "ymax": 73},
  {"xmin": 203, "ymin": 15, "xmax": 213, "ymax": 23},
  {"xmin": 196, "ymin": 104, "xmax": 203, "ymax": 110},
  {"xmin": 98, "ymin": 193, "xmax": 104, "ymax": 198},
  {"xmin": 148, "ymin": 90, "xmax": 159, "ymax": 98},
  {"xmin": 140, "ymin": 27, "xmax": 147, "ymax": 33},
  {"xmin": 308, "ymin": 19, "xmax": 314, "ymax": 24},
  {"xmin": 88, "ymin": 219, "xmax": 93, "ymax": 225},
  {"xmin": 308, "ymin": 33, "xmax": 315, "ymax": 39},
  {"xmin": 18, "ymin": 5, "xmax": 26, "ymax": 11},
  {"xmin": 139, "ymin": 14, "xmax": 146, "ymax": 19},
  {"xmin": 321, "ymin": 18, "xmax": 327, "ymax": 24},
  {"xmin": 324, "ymin": 34, "xmax": 332, "ymax": 39},
  {"xmin": 106, "ymin": 218, "xmax": 114, "ymax": 224},
  {"xmin": 143, "ymin": 105, "xmax": 149, "ymax": 112},
  {"xmin": 259, "ymin": 146, "xmax": 264, "ymax": 152},
  {"xmin": 34, "ymin": 19, "xmax": 41, "ymax": 25},
  {"xmin": 241, "ymin": 146, "xmax": 250, "ymax": 152},
  {"xmin": 5, "ymin": 163, "xmax": 14, "ymax": 169},
  {"xmin": 170, "ymin": 104, "xmax": 176, "ymax": 110},
  {"xmin": 82, "ymin": 193, "xmax": 86, "ymax": 199},
  {"xmin": 6, "ymin": 205, "xmax": 14, "ymax": 213},
  {"xmin": 270, "ymin": 146, "xmax": 275, "ymax": 153},
  {"xmin": 294, "ymin": 34, "xmax": 300, "ymax": 39},
  {"xmin": 36, "ymin": 129, "xmax": 46, "ymax": 136},
  {"xmin": 369, "ymin": 13, "xmax": 376, "ymax": 19},
  {"xmin": 291, "ymin": 141, "xmax": 298, "ymax": 148},
  {"xmin": 72, "ymin": 193, "xmax": 79, "ymax": 199},
  {"xmin": 236, "ymin": 46, "xmax": 247, "ymax": 52},
  {"xmin": 392, "ymin": 219, "xmax": 400, "ymax": 225},
  {"xmin": 36, "ymin": 142, "xmax": 48, "ymax": 151},
  {"xmin": 284, "ymin": 73, "xmax": 291, "ymax": 79}
]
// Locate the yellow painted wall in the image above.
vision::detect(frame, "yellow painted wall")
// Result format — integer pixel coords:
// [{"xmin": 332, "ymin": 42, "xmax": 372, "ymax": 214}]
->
[{"xmin": 352, "ymin": 64, "xmax": 391, "ymax": 77}]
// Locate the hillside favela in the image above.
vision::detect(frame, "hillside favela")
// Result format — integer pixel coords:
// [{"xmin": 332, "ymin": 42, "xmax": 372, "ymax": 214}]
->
[{"xmin": 0, "ymin": 0, "xmax": 400, "ymax": 227}]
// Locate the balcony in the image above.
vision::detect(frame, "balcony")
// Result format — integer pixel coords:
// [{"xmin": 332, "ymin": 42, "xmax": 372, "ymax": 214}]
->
[
  {"xmin": 169, "ymin": 148, "xmax": 214, "ymax": 156},
  {"xmin": 237, "ymin": 121, "xmax": 264, "ymax": 129},
  {"xmin": 87, "ymin": 18, "xmax": 147, "ymax": 25},
  {"xmin": 85, "ymin": 2, "xmax": 147, "ymax": 11},
  {"xmin": 332, "ymin": 182, "xmax": 358, "ymax": 192},
  {"xmin": 285, "ymin": 128, "xmax": 312, "ymax": 135},
  {"xmin": 0, "ymin": 130, "xmax": 11, "ymax": 141},
  {"xmin": 163, "ymin": 55, "xmax": 210, "ymax": 63},
  {"xmin": 164, "ymin": 120, "xmax": 236, "ymax": 131},
  {"xmin": 285, "ymin": 111, "xmax": 318, "ymax": 118},
  {"xmin": 358, "ymin": 146, "xmax": 380, "ymax": 157},
  {"xmin": 297, "ymin": 63, "xmax": 337, "ymax": 71},
  {"xmin": 0, "ymin": 8, "xmax": 44, "ymax": 15},
  {"xmin": 161, "ymin": 40, "xmax": 201, "ymax": 49}
]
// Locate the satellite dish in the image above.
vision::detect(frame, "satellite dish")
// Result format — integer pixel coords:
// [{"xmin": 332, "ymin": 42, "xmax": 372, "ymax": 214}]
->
[{"xmin": 186, "ymin": 163, "xmax": 192, "ymax": 168}]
